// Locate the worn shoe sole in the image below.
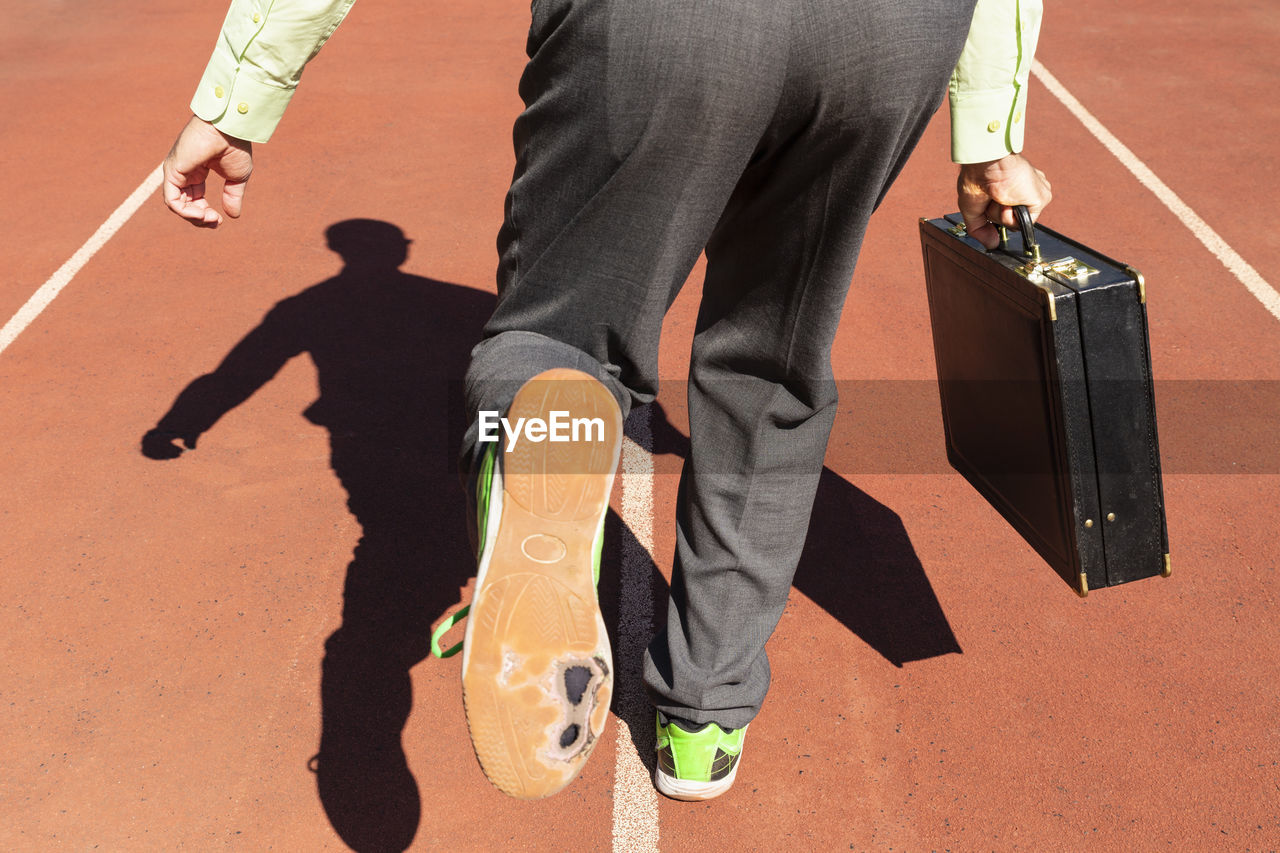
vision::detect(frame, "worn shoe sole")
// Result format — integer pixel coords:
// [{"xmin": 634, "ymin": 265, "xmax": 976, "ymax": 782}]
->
[{"xmin": 461, "ymin": 368, "xmax": 623, "ymax": 799}]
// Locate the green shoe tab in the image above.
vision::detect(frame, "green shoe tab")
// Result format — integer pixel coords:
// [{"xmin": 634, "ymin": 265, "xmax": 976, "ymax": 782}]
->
[
  {"xmin": 475, "ymin": 442, "xmax": 497, "ymax": 556},
  {"xmin": 430, "ymin": 605, "xmax": 469, "ymax": 659},
  {"xmin": 592, "ymin": 511, "xmax": 606, "ymax": 586},
  {"xmin": 430, "ymin": 443, "xmax": 497, "ymax": 661},
  {"xmin": 656, "ymin": 715, "xmax": 746, "ymax": 783}
]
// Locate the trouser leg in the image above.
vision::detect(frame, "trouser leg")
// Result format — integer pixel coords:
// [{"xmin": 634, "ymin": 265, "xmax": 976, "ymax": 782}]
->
[
  {"xmin": 459, "ymin": 0, "xmax": 975, "ymax": 731},
  {"xmin": 462, "ymin": 0, "xmax": 791, "ymax": 468},
  {"xmin": 454, "ymin": 1, "xmax": 809, "ymax": 797},
  {"xmin": 643, "ymin": 0, "xmax": 977, "ymax": 729}
]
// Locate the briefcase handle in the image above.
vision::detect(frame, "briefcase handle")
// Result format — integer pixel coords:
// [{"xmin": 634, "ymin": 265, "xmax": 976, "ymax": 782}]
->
[{"xmin": 1012, "ymin": 204, "xmax": 1041, "ymax": 264}]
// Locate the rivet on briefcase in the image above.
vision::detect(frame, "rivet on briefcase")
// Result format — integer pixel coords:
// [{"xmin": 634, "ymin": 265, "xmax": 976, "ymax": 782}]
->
[{"xmin": 918, "ymin": 207, "xmax": 1169, "ymax": 597}]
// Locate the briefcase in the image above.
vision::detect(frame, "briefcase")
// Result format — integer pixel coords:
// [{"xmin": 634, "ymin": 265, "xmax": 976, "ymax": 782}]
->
[{"xmin": 918, "ymin": 208, "xmax": 1169, "ymax": 596}]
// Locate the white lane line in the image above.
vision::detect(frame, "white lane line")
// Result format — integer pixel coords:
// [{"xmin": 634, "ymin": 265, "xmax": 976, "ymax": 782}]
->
[
  {"xmin": 614, "ymin": 410, "xmax": 660, "ymax": 853},
  {"xmin": 1032, "ymin": 61, "xmax": 1280, "ymax": 323},
  {"xmin": 0, "ymin": 164, "xmax": 162, "ymax": 356}
]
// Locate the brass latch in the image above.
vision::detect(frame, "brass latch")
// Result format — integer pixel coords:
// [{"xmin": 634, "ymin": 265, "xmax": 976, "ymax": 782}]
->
[
  {"xmin": 1011, "ymin": 256, "xmax": 1099, "ymax": 323},
  {"xmin": 1038, "ymin": 256, "xmax": 1100, "ymax": 286},
  {"xmin": 1014, "ymin": 255, "xmax": 1100, "ymax": 284}
]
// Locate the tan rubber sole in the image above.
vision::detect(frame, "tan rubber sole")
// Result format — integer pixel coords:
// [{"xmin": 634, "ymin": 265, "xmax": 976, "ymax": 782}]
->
[{"xmin": 461, "ymin": 368, "xmax": 623, "ymax": 799}]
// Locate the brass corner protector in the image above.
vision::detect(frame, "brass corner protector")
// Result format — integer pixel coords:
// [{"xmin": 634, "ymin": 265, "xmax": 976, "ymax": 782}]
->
[
  {"xmin": 1125, "ymin": 265, "xmax": 1147, "ymax": 304},
  {"xmin": 1162, "ymin": 553, "xmax": 1172, "ymax": 577},
  {"xmin": 1077, "ymin": 572, "xmax": 1089, "ymax": 598},
  {"xmin": 1044, "ymin": 288, "xmax": 1058, "ymax": 322}
]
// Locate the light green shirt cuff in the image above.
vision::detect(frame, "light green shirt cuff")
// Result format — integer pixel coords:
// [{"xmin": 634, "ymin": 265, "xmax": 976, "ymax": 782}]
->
[
  {"xmin": 949, "ymin": 0, "xmax": 1043, "ymax": 163},
  {"xmin": 191, "ymin": 45, "xmax": 296, "ymax": 144},
  {"xmin": 190, "ymin": 0, "xmax": 358, "ymax": 144}
]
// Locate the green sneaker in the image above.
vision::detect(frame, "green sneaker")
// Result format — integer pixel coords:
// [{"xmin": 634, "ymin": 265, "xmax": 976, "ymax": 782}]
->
[
  {"xmin": 654, "ymin": 712, "xmax": 748, "ymax": 801},
  {"xmin": 431, "ymin": 368, "xmax": 622, "ymax": 799}
]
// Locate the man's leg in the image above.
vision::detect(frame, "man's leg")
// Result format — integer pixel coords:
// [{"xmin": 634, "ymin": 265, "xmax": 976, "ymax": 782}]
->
[
  {"xmin": 644, "ymin": 0, "xmax": 976, "ymax": 756},
  {"xmin": 457, "ymin": 0, "xmax": 792, "ymax": 798},
  {"xmin": 462, "ymin": 0, "xmax": 791, "ymax": 442}
]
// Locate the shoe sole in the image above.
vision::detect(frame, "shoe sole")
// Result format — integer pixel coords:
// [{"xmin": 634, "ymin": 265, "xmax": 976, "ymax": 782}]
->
[
  {"xmin": 654, "ymin": 762, "xmax": 741, "ymax": 801},
  {"xmin": 461, "ymin": 368, "xmax": 622, "ymax": 799}
]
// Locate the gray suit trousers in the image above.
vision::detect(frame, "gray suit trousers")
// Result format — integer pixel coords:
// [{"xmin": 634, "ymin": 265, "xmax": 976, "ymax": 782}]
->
[{"xmin": 463, "ymin": 0, "xmax": 976, "ymax": 729}]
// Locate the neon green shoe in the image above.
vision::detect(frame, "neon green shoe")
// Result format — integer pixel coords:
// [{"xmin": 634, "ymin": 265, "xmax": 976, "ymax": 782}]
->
[{"xmin": 654, "ymin": 712, "xmax": 748, "ymax": 801}]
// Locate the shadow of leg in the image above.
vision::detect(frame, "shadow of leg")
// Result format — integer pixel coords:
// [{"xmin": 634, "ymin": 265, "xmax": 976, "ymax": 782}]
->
[
  {"xmin": 311, "ymin": 434, "xmax": 471, "ymax": 851},
  {"xmin": 313, "ymin": 625, "xmax": 420, "ymax": 853}
]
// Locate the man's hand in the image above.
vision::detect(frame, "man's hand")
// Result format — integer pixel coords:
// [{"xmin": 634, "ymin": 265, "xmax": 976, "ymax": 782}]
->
[
  {"xmin": 141, "ymin": 429, "xmax": 199, "ymax": 460},
  {"xmin": 957, "ymin": 153, "xmax": 1052, "ymax": 250},
  {"xmin": 162, "ymin": 116, "xmax": 254, "ymax": 227}
]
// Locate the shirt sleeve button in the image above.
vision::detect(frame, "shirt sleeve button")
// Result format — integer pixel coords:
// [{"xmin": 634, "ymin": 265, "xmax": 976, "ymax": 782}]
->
[
  {"xmin": 237, "ymin": 103, "xmax": 249, "ymax": 115},
  {"xmin": 214, "ymin": 85, "xmax": 225, "ymax": 98},
  {"xmin": 1014, "ymin": 111, "xmax": 1024, "ymax": 124},
  {"xmin": 986, "ymin": 119, "xmax": 1002, "ymax": 133},
  {"xmin": 252, "ymin": 12, "xmax": 262, "ymax": 22}
]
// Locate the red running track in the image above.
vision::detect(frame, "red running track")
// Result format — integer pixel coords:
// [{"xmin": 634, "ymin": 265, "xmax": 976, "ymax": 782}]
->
[{"xmin": 1, "ymin": 0, "xmax": 1277, "ymax": 849}]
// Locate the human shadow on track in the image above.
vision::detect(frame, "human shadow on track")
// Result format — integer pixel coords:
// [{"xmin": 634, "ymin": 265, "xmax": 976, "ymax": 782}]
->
[
  {"xmin": 141, "ymin": 219, "xmax": 492, "ymax": 853},
  {"xmin": 644, "ymin": 400, "xmax": 961, "ymax": 668}
]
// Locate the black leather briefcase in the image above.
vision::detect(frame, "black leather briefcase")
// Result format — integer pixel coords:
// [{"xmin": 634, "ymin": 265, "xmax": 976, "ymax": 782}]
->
[{"xmin": 918, "ymin": 209, "xmax": 1169, "ymax": 596}]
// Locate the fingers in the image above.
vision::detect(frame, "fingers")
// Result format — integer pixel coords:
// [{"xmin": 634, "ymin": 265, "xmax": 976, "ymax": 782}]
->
[
  {"xmin": 221, "ymin": 178, "xmax": 247, "ymax": 219},
  {"xmin": 987, "ymin": 201, "xmax": 1017, "ymax": 229},
  {"xmin": 160, "ymin": 116, "xmax": 253, "ymax": 227},
  {"xmin": 966, "ymin": 217, "xmax": 1001, "ymax": 250},
  {"xmin": 956, "ymin": 154, "xmax": 1054, "ymax": 249},
  {"xmin": 162, "ymin": 166, "xmax": 222, "ymax": 227},
  {"xmin": 958, "ymin": 178, "xmax": 1001, "ymax": 249},
  {"xmin": 141, "ymin": 429, "xmax": 187, "ymax": 460},
  {"xmin": 1004, "ymin": 171, "xmax": 1051, "ymax": 222}
]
